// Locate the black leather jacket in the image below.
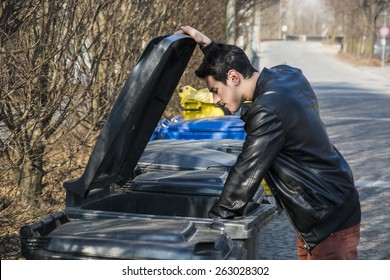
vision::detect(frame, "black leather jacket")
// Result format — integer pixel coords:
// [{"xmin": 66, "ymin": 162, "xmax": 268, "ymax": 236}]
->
[{"xmin": 209, "ymin": 64, "xmax": 361, "ymax": 251}]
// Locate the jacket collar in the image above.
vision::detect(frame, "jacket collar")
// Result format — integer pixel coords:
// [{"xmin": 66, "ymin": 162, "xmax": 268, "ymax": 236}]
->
[
  {"xmin": 241, "ymin": 67, "xmax": 272, "ymax": 122},
  {"xmin": 253, "ymin": 67, "xmax": 273, "ymax": 100}
]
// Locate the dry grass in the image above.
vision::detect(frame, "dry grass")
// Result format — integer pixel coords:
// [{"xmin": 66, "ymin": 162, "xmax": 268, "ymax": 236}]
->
[
  {"xmin": 0, "ymin": 186, "xmax": 66, "ymax": 259},
  {"xmin": 0, "ymin": 143, "xmax": 90, "ymax": 260},
  {"xmin": 337, "ymin": 51, "xmax": 384, "ymax": 67}
]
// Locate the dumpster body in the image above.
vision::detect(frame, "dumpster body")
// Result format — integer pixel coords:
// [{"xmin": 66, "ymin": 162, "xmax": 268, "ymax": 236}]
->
[{"xmin": 20, "ymin": 34, "xmax": 276, "ymax": 260}]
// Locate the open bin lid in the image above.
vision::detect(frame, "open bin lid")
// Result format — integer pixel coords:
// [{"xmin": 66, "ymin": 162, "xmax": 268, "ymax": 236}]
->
[{"xmin": 64, "ymin": 34, "xmax": 196, "ymax": 200}]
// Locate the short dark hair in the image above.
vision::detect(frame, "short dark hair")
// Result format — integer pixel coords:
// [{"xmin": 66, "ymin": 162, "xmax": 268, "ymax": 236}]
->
[{"xmin": 195, "ymin": 43, "xmax": 257, "ymax": 84}]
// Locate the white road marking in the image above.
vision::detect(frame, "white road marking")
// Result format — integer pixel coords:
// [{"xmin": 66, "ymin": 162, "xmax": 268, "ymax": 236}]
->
[
  {"xmin": 355, "ymin": 180, "xmax": 390, "ymax": 188},
  {"xmin": 321, "ymin": 116, "xmax": 390, "ymax": 122}
]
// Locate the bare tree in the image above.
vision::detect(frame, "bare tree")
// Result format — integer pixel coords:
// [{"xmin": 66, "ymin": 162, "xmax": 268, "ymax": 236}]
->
[
  {"xmin": 0, "ymin": 0, "xmax": 225, "ymax": 207},
  {"xmin": 232, "ymin": 0, "xmax": 280, "ymax": 59},
  {"xmin": 258, "ymin": 0, "xmax": 283, "ymax": 40},
  {"xmin": 326, "ymin": 0, "xmax": 389, "ymax": 58}
]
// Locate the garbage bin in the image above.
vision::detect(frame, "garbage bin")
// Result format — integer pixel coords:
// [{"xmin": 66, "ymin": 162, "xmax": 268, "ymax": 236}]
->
[
  {"xmin": 137, "ymin": 140, "xmax": 266, "ymax": 203},
  {"xmin": 20, "ymin": 34, "xmax": 276, "ymax": 260},
  {"xmin": 145, "ymin": 138, "xmax": 245, "ymax": 155},
  {"xmin": 149, "ymin": 117, "xmax": 274, "ymax": 197},
  {"xmin": 158, "ymin": 115, "xmax": 246, "ymax": 140},
  {"xmin": 140, "ymin": 139, "xmax": 274, "ymax": 199},
  {"xmin": 20, "ymin": 212, "xmax": 247, "ymax": 260},
  {"xmin": 131, "ymin": 170, "xmax": 229, "ymax": 196},
  {"xmin": 131, "ymin": 169, "xmax": 266, "ymax": 205},
  {"xmin": 178, "ymin": 85, "xmax": 228, "ymax": 119},
  {"xmin": 138, "ymin": 143, "xmax": 237, "ymax": 172}
]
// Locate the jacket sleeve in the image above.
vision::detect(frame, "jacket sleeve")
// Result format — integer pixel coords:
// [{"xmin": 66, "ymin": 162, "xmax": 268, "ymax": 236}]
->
[{"xmin": 209, "ymin": 104, "xmax": 285, "ymax": 218}]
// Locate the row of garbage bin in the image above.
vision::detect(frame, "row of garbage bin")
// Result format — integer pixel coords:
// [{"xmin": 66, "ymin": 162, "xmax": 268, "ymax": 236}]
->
[{"xmin": 20, "ymin": 34, "xmax": 277, "ymax": 260}]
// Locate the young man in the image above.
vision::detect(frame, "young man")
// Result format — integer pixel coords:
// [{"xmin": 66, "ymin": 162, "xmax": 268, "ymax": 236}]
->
[{"xmin": 179, "ymin": 26, "xmax": 361, "ymax": 260}]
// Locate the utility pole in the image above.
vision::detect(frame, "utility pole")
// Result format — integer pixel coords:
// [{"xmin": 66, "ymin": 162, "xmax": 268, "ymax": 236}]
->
[{"xmin": 380, "ymin": 9, "xmax": 388, "ymax": 68}]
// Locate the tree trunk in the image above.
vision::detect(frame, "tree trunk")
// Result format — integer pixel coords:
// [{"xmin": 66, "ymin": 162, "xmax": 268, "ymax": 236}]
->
[
  {"xmin": 364, "ymin": 21, "xmax": 376, "ymax": 58},
  {"xmin": 18, "ymin": 155, "xmax": 44, "ymax": 205},
  {"xmin": 15, "ymin": 122, "xmax": 46, "ymax": 205},
  {"xmin": 360, "ymin": 2, "xmax": 378, "ymax": 59}
]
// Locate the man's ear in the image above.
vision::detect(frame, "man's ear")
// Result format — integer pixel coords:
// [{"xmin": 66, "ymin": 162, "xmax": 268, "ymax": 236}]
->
[{"xmin": 227, "ymin": 69, "xmax": 240, "ymax": 85}]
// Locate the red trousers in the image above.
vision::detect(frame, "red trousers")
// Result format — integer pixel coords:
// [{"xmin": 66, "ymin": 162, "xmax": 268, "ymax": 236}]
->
[{"xmin": 297, "ymin": 223, "xmax": 360, "ymax": 260}]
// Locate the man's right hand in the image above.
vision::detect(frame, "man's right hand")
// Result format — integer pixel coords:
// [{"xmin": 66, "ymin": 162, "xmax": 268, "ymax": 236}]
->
[{"xmin": 176, "ymin": 26, "xmax": 212, "ymax": 48}]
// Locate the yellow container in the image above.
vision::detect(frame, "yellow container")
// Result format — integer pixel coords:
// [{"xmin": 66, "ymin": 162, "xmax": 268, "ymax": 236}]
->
[
  {"xmin": 179, "ymin": 85, "xmax": 225, "ymax": 119},
  {"xmin": 262, "ymin": 180, "xmax": 272, "ymax": 196}
]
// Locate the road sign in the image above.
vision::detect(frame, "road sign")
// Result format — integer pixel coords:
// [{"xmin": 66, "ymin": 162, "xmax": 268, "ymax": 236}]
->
[{"xmin": 380, "ymin": 26, "xmax": 389, "ymax": 37}]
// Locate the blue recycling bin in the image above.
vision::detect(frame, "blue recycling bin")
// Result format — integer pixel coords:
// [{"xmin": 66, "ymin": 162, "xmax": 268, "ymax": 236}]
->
[{"xmin": 154, "ymin": 115, "xmax": 246, "ymax": 140}]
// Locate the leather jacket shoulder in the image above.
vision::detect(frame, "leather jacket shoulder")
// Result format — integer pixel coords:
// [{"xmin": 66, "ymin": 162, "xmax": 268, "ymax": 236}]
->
[{"xmin": 210, "ymin": 65, "xmax": 360, "ymax": 250}]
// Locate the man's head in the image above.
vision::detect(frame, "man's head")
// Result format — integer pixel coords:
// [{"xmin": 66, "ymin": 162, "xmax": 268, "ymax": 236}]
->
[{"xmin": 195, "ymin": 43, "xmax": 257, "ymax": 113}]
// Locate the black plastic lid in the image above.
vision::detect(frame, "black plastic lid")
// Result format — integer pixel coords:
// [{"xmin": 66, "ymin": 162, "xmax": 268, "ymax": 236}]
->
[{"xmin": 64, "ymin": 34, "xmax": 196, "ymax": 200}]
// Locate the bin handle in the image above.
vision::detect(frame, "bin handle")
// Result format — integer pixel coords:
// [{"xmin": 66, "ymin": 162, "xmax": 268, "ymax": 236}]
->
[{"xmin": 182, "ymin": 107, "xmax": 202, "ymax": 111}]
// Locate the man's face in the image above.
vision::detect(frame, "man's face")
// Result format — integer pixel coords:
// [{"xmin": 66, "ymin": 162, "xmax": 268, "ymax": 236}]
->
[{"xmin": 205, "ymin": 75, "xmax": 242, "ymax": 113}]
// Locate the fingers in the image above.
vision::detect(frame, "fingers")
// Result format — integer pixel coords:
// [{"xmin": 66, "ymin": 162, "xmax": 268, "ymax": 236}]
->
[
  {"xmin": 179, "ymin": 26, "xmax": 212, "ymax": 47},
  {"xmin": 180, "ymin": 26, "xmax": 196, "ymax": 35},
  {"xmin": 174, "ymin": 29, "xmax": 185, "ymax": 35}
]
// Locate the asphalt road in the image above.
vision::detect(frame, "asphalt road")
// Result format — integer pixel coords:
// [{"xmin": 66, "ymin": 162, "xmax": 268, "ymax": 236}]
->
[{"xmin": 256, "ymin": 40, "xmax": 390, "ymax": 260}]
